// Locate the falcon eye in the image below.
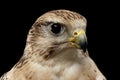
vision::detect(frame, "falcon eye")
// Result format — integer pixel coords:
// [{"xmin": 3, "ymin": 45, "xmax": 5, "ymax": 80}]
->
[{"xmin": 51, "ymin": 23, "xmax": 62, "ymax": 34}]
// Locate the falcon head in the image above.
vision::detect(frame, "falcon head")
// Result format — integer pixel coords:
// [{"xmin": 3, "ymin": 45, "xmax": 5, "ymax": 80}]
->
[{"xmin": 26, "ymin": 10, "xmax": 87, "ymax": 59}]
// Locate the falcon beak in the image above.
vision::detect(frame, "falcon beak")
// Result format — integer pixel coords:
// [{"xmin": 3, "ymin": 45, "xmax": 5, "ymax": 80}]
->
[{"xmin": 68, "ymin": 29, "xmax": 87, "ymax": 52}]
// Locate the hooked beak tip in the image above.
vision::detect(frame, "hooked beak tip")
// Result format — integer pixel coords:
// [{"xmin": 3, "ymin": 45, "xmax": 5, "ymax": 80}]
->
[{"xmin": 69, "ymin": 30, "xmax": 87, "ymax": 52}]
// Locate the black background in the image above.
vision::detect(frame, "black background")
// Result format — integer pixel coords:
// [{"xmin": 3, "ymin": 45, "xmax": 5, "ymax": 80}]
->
[{"xmin": 0, "ymin": 0, "xmax": 118, "ymax": 80}]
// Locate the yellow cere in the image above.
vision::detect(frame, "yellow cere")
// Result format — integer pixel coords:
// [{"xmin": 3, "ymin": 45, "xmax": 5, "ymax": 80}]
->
[
  {"xmin": 74, "ymin": 29, "xmax": 85, "ymax": 37},
  {"xmin": 68, "ymin": 30, "xmax": 85, "ymax": 48}
]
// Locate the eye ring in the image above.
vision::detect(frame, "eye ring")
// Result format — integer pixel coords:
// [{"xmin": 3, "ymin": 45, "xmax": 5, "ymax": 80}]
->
[{"xmin": 49, "ymin": 23, "xmax": 65, "ymax": 35}]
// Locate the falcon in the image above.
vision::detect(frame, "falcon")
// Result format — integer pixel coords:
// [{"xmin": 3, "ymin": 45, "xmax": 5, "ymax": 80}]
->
[{"xmin": 0, "ymin": 9, "xmax": 106, "ymax": 80}]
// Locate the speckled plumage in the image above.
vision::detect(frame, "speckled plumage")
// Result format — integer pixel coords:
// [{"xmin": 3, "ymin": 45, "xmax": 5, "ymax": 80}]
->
[{"xmin": 0, "ymin": 9, "xmax": 106, "ymax": 80}]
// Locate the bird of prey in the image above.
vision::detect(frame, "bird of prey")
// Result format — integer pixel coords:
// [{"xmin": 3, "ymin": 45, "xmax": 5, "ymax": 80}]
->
[{"xmin": 0, "ymin": 9, "xmax": 106, "ymax": 80}]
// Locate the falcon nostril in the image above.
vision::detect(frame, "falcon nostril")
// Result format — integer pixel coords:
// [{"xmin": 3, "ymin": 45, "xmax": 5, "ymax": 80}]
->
[{"xmin": 74, "ymin": 32, "xmax": 78, "ymax": 35}]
